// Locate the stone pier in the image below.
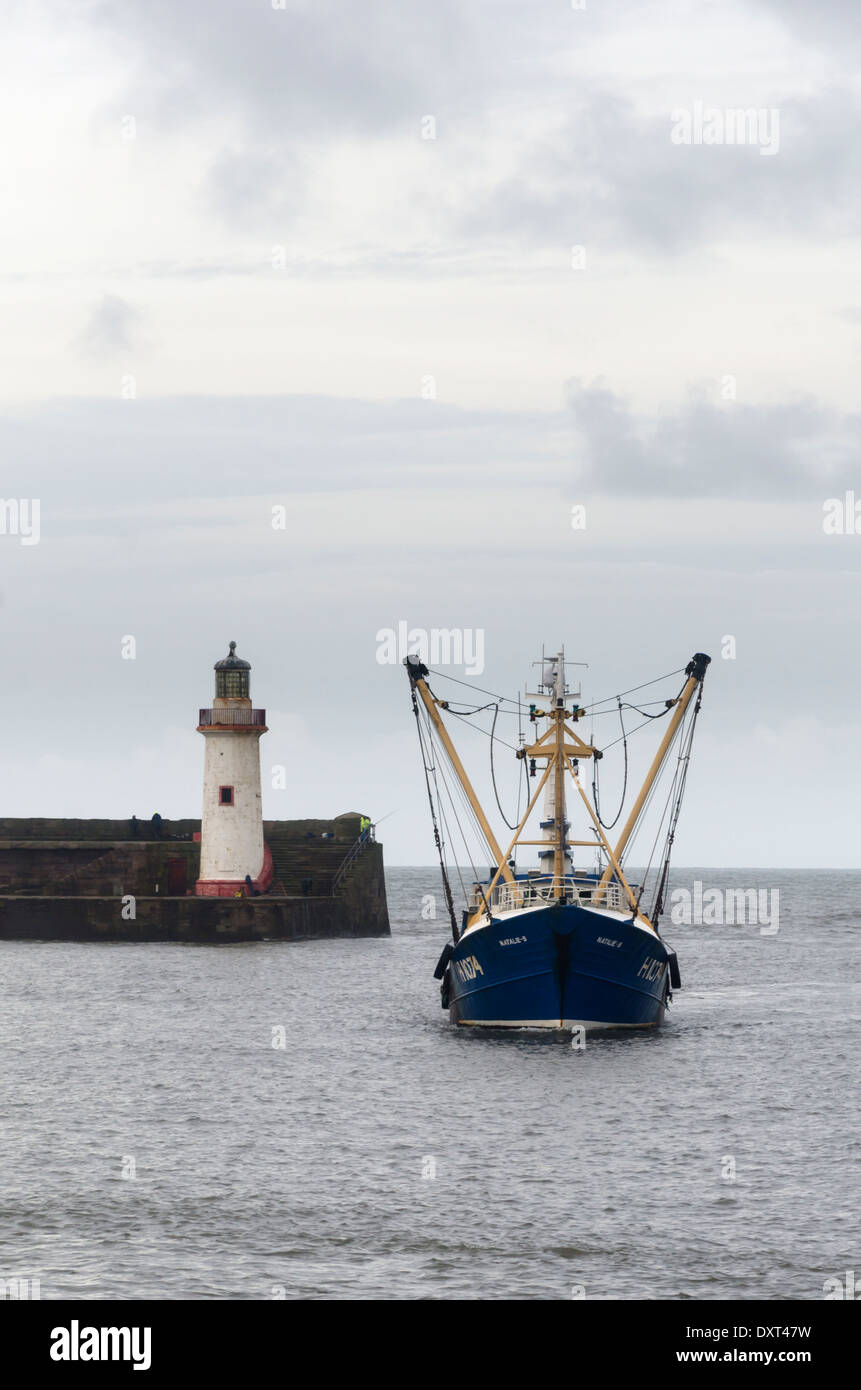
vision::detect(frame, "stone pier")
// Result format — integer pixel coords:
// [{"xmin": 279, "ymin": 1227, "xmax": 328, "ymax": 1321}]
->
[{"xmin": 0, "ymin": 814, "xmax": 389, "ymax": 942}]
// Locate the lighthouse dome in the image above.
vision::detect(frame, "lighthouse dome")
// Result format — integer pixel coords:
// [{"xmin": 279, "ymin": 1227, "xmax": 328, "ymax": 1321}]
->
[{"xmin": 214, "ymin": 641, "xmax": 251, "ymax": 699}]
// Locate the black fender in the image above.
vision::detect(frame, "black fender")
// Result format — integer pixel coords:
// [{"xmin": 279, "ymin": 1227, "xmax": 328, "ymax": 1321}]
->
[
  {"xmin": 433, "ymin": 941, "xmax": 454, "ymax": 980},
  {"xmin": 667, "ymin": 950, "xmax": 681, "ymax": 990},
  {"xmin": 440, "ymin": 967, "xmax": 451, "ymax": 1011}
]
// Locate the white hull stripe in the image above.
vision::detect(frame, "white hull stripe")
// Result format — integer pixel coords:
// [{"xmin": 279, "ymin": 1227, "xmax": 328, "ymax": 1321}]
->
[
  {"xmin": 457, "ymin": 1018, "xmax": 660, "ymax": 1031},
  {"xmin": 462, "ymin": 902, "xmax": 656, "ymax": 940}
]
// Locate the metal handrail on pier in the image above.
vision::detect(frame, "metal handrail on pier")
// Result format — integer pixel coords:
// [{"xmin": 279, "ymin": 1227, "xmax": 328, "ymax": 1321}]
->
[{"xmin": 332, "ymin": 830, "xmax": 374, "ymax": 895}]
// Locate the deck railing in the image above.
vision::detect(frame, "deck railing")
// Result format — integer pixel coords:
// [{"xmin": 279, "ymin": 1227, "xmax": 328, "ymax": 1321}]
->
[
  {"xmin": 469, "ymin": 875, "xmax": 636, "ymax": 915},
  {"xmin": 198, "ymin": 708, "xmax": 266, "ymax": 727}
]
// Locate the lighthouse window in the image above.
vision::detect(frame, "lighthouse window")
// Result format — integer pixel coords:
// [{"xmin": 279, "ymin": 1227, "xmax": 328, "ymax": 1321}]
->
[
  {"xmin": 216, "ymin": 669, "xmax": 249, "ymax": 699},
  {"xmin": 219, "ymin": 786, "xmax": 234, "ymax": 806}
]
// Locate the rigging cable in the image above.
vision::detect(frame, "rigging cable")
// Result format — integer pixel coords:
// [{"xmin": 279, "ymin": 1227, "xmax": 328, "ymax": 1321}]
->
[
  {"xmin": 603, "ymin": 682, "xmax": 697, "ymax": 892},
  {"xmin": 489, "ymin": 701, "xmax": 526, "ymax": 830},
  {"xmin": 433, "ymin": 742, "xmax": 488, "ymax": 885},
  {"xmin": 634, "ymin": 720, "xmax": 691, "ymax": 914},
  {"xmin": 580, "ymin": 667, "xmax": 685, "ymax": 715},
  {"xmin": 424, "ymin": 669, "xmax": 523, "ymax": 707},
  {"xmin": 593, "ymin": 696, "xmax": 628, "ymax": 830},
  {"xmin": 590, "ymin": 675, "xmax": 687, "ymax": 836},
  {"xmin": 650, "ymin": 678, "xmax": 706, "ymax": 929},
  {"xmin": 418, "ymin": 699, "xmax": 492, "ymax": 922},
  {"xmin": 599, "ymin": 683, "xmax": 682, "ymax": 752},
  {"xmin": 409, "ymin": 685, "xmax": 459, "ymax": 943}
]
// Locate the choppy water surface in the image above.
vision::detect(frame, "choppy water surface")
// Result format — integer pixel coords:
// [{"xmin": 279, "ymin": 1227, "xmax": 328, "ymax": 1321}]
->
[{"xmin": 1, "ymin": 868, "xmax": 857, "ymax": 1299}]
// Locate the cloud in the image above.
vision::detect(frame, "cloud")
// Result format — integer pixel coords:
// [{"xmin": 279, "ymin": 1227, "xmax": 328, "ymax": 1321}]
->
[
  {"xmin": 567, "ymin": 379, "xmax": 861, "ymax": 498},
  {"xmin": 6, "ymin": 387, "xmax": 861, "ymax": 511},
  {"xmin": 0, "ymin": 394, "xmax": 571, "ymax": 507},
  {"xmin": 461, "ymin": 87, "xmax": 861, "ymax": 254},
  {"xmin": 204, "ymin": 144, "xmax": 308, "ymax": 226},
  {"xmin": 83, "ymin": 0, "xmax": 861, "ymax": 252},
  {"xmin": 754, "ymin": 0, "xmax": 861, "ymax": 52},
  {"xmin": 91, "ymin": 0, "xmax": 476, "ymax": 135},
  {"xmin": 77, "ymin": 294, "xmax": 144, "ymax": 358}
]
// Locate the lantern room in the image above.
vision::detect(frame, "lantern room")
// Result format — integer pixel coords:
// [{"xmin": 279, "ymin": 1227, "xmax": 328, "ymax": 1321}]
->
[{"xmin": 214, "ymin": 641, "xmax": 251, "ymax": 703}]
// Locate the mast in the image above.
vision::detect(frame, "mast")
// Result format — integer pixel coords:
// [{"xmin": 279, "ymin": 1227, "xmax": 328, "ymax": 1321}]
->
[
  {"xmin": 527, "ymin": 649, "xmax": 583, "ymax": 895},
  {"xmin": 550, "ymin": 652, "xmax": 567, "ymax": 900}
]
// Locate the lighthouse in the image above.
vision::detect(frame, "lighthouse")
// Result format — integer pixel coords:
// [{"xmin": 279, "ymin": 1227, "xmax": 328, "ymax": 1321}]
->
[{"xmin": 195, "ymin": 642, "xmax": 272, "ymax": 897}]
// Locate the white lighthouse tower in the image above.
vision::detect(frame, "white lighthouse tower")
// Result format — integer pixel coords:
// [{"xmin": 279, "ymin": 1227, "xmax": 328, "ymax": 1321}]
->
[{"xmin": 195, "ymin": 642, "xmax": 272, "ymax": 897}]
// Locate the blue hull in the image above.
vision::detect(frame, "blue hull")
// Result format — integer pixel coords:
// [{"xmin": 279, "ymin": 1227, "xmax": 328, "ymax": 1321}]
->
[{"xmin": 445, "ymin": 903, "xmax": 672, "ymax": 1029}]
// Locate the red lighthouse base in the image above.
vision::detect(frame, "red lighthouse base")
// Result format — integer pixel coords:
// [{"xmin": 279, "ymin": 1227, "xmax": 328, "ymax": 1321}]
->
[{"xmin": 195, "ymin": 844, "xmax": 274, "ymax": 897}]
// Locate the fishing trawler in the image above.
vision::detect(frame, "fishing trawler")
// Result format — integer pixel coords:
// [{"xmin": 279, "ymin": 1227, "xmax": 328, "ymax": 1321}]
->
[{"xmin": 404, "ymin": 648, "xmax": 710, "ymax": 1031}]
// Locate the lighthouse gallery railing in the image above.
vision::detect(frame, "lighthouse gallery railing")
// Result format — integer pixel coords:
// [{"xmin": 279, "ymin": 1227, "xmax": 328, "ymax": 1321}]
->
[{"xmin": 198, "ymin": 708, "xmax": 266, "ymax": 727}]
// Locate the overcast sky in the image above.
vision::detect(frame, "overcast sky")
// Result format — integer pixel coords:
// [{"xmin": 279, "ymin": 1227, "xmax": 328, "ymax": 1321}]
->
[{"xmin": 2, "ymin": 0, "xmax": 859, "ymax": 866}]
